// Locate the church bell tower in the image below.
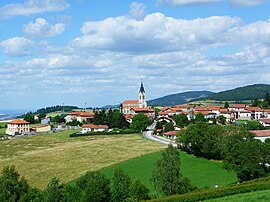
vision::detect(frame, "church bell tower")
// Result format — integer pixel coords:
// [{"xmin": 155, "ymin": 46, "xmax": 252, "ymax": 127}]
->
[{"xmin": 138, "ymin": 81, "xmax": 147, "ymax": 108}]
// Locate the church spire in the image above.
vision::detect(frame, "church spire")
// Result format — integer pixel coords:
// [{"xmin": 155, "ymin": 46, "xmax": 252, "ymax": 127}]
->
[{"xmin": 139, "ymin": 80, "xmax": 145, "ymax": 93}]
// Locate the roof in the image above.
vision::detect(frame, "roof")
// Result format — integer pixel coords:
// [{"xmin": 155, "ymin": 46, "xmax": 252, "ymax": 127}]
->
[
  {"xmin": 173, "ymin": 105, "xmax": 192, "ymax": 109},
  {"xmin": 259, "ymin": 119, "xmax": 270, "ymax": 124},
  {"xmin": 231, "ymin": 104, "xmax": 248, "ymax": 108},
  {"xmin": 122, "ymin": 100, "xmax": 139, "ymax": 104},
  {"xmin": 8, "ymin": 119, "xmax": 29, "ymax": 124},
  {"xmin": 158, "ymin": 111, "xmax": 169, "ymax": 115},
  {"xmin": 139, "ymin": 81, "xmax": 145, "ymax": 93},
  {"xmin": 31, "ymin": 124, "xmax": 49, "ymax": 129},
  {"xmin": 206, "ymin": 106, "xmax": 222, "ymax": 111},
  {"xmin": 78, "ymin": 112, "xmax": 94, "ymax": 117},
  {"xmin": 67, "ymin": 112, "xmax": 82, "ymax": 115},
  {"xmin": 130, "ymin": 108, "xmax": 154, "ymax": 112},
  {"xmin": 82, "ymin": 124, "xmax": 109, "ymax": 129},
  {"xmin": 163, "ymin": 131, "xmax": 178, "ymax": 136},
  {"xmin": 156, "ymin": 116, "xmax": 174, "ymax": 122},
  {"xmin": 250, "ymin": 130, "xmax": 270, "ymax": 137},
  {"xmin": 194, "ymin": 111, "xmax": 216, "ymax": 115},
  {"xmin": 159, "ymin": 107, "xmax": 171, "ymax": 112},
  {"xmin": 246, "ymin": 107, "xmax": 263, "ymax": 111}
]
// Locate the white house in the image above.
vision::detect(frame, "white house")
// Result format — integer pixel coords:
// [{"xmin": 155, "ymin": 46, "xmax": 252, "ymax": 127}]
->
[
  {"xmin": 6, "ymin": 119, "xmax": 30, "ymax": 136},
  {"xmin": 82, "ymin": 124, "xmax": 109, "ymax": 133},
  {"xmin": 250, "ymin": 130, "xmax": 270, "ymax": 142},
  {"xmin": 65, "ymin": 112, "xmax": 94, "ymax": 123}
]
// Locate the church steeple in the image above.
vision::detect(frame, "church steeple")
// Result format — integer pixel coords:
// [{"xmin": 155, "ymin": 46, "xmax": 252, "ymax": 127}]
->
[
  {"xmin": 139, "ymin": 81, "xmax": 145, "ymax": 93},
  {"xmin": 138, "ymin": 80, "xmax": 147, "ymax": 108}
]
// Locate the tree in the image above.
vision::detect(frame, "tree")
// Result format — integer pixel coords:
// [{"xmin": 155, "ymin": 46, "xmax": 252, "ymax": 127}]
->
[
  {"xmin": 151, "ymin": 145, "xmax": 194, "ymax": 196},
  {"xmin": 130, "ymin": 114, "xmax": 151, "ymax": 131},
  {"xmin": 129, "ymin": 180, "xmax": 149, "ymax": 201},
  {"xmin": 172, "ymin": 114, "xmax": 189, "ymax": 127},
  {"xmin": 194, "ymin": 112, "xmax": 206, "ymax": 123},
  {"xmin": 43, "ymin": 177, "xmax": 66, "ymax": 202},
  {"xmin": 0, "ymin": 165, "xmax": 29, "ymax": 202},
  {"xmin": 164, "ymin": 122, "xmax": 174, "ymax": 132},
  {"xmin": 217, "ymin": 115, "xmax": 226, "ymax": 125},
  {"xmin": 252, "ymin": 98, "xmax": 259, "ymax": 107},
  {"xmin": 265, "ymin": 93, "xmax": 270, "ymax": 105},
  {"xmin": 241, "ymin": 120, "xmax": 264, "ymax": 130},
  {"xmin": 111, "ymin": 168, "xmax": 131, "ymax": 202},
  {"xmin": 224, "ymin": 101, "xmax": 229, "ymax": 108},
  {"xmin": 77, "ymin": 171, "xmax": 110, "ymax": 202},
  {"xmin": 38, "ymin": 113, "xmax": 47, "ymax": 122},
  {"xmin": 224, "ymin": 140, "xmax": 268, "ymax": 181},
  {"xmin": 24, "ymin": 112, "xmax": 35, "ymax": 124}
]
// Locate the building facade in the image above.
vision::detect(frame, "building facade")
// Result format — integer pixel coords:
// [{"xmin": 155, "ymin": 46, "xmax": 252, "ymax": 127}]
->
[{"xmin": 6, "ymin": 119, "xmax": 30, "ymax": 136}]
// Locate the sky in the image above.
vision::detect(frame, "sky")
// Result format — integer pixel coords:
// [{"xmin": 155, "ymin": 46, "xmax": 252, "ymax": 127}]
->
[{"xmin": 0, "ymin": 0, "xmax": 270, "ymax": 110}]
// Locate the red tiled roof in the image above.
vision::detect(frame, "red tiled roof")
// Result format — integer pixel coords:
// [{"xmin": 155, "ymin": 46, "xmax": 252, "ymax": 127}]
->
[
  {"xmin": 130, "ymin": 108, "xmax": 154, "ymax": 112},
  {"xmin": 67, "ymin": 112, "xmax": 82, "ymax": 115},
  {"xmin": 173, "ymin": 105, "xmax": 192, "ymax": 109},
  {"xmin": 163, "ymin": 130, "xmax": 178, "ymax": 136},
  {"xmin": 239, "ymin": 110, "xmax": 251, "ymax": 113},
  {"xmin": 8, "ymin": 119, "xmax": 29, "ymax": 124},
  {"xmin": 194, "ymin": 111, "xmax": 216, "ymax": 115},
  {"xmin": 246, "ymin": 107, "xmax": 262, "ymax": 111},
  {"xmin": 206, "ymin": 106, "xmax": 222, "ymax": 111},
  {"xmin": 78, "ymin": 112, "xmax": 94, "ymax": 117},
  {"xmin": 123, "ymin": 100, "xmax": 139, "ymax": 104},
  {"xmin": 250, "ymin": 130, "xmax": 270, "ymax": 137},
  {"xmin": 263, "ymin": 109, "xmax": 270, "ymax": 113},
  {"xmin": 31, "ymin": 124, "xmax": 49, "ymax": 129},
  {"xmin": 82, "ymin": 124, "xmax": 108, "ymax": 129},
  {"xmin": 259, "ymin": 119, "xmax": 270, "ymax": 124},
  {"xmin": 231, "ymin": 104, "xmax": 248, "ymax": 108},
  {"xmin": 159, "ymin": 107, "xmax": 171, "ymax": 112},
  {"xmin": 158, "ymin": 111, "xmax": 169, "ymax": 115},
  {"xmin": 156, "ymin": 116, "xmax": 174, "ymax": 122}
]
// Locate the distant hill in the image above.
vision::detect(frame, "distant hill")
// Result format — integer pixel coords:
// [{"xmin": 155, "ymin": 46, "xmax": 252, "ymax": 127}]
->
[
  {"xmin": 147, "ymin": 91, "xmax": 214, "ymax": 106},
  {"xmin": 207, "ymin": 84, "xmax": 270, "ymax": 101}
]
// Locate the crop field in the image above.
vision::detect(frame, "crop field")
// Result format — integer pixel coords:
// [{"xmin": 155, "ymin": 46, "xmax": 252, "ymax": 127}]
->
[
  {"xmin": 0, "ymin": 131, "xmax": 165, "ymax": 189},
  {"xmin": 101, "ymin": 150, "xmax": 237, "ymax": 193},
  {"xmin": 205, "ymin": 189, "xmax": 270, "ymax": 202}
]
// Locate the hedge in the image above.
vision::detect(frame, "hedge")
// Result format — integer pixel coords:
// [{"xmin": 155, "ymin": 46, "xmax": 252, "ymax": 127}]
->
[
  {"xmin": 147, "ymin": 176, "xmax": 270, "ymax": 202},
  {"xmin": 70, "ymin": 130, "xmax": 139, "ymax": 137}
]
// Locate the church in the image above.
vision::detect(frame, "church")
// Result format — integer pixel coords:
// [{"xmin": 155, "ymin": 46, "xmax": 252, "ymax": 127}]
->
[{"xmin": 120, "ymin": 82, "xmax": 154, "ymax": 117}]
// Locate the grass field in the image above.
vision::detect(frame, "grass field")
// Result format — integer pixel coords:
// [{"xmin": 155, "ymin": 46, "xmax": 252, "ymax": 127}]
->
[
  {"xmin": 101, "ymin": 150, "xmax": 237, "ymax": 194},
  {"xmin": 0, "ymin": 131, "xmax": 165, "ymax": 189},
  {"xmin": 205, "ymin": 189, "xmax": 270, "ymax": 202}
]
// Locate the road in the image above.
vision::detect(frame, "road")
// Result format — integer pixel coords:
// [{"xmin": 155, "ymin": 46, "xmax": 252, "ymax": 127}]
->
[{"xmin": 143, "ymin": 122, "xmax": 177, "ymax": 147}]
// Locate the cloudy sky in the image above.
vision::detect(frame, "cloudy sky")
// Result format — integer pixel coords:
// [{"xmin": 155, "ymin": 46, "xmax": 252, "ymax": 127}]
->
[{"xmin": 0, "ymin": 0, "xmax": 270, "ymax": 109}]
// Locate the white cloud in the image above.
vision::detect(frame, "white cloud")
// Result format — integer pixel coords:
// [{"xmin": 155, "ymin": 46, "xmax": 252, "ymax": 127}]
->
[
  {"xmin": 74, "ymin": 13, "xmax": 241, "ymax": 52},
  {"xmin": 0, "ymin": 0, "xmax": 69, "ymax": 19},
  {"xmin": 23, "ymin": 18, "xmax": 66, "ymax": 38},
  {"xmin": 1, "ymin": 37, "xmax": 34, "ymax": 56},
  {"xmin": 129, "ymin": 2, "xmax": 146, "ymax": 20},
  {"xmin": 230, "ymin": 0, "xmax": 270, "ymax": 7},
  {"xmin": 157, "ymin": 0, "xmax": 220, "ymax": 6}
]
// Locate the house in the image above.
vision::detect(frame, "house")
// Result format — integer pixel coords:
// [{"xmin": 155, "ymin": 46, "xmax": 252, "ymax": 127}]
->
[
  {"xmin": 34, "ymin": 114, "xmax": 40, "ymax": 121},
  {"xmin": 238, "ymin": 110, "xmax": 252, "ymax": 120},
  {"xmin": 228, "ymin": 104, "xmax": 249, "ymax": 112},
  {"xmin": 82, "ymin": 124, "xmax": 109, "ymax": 133},
  {"xmin": 6, "ymin": 119, "xmax": 30, "ymax": 136},
  {"xmin": 120, "ymin": 82, "xmax": 148, "ymax": 114},
  {"xmin": 250, "ymin": 130, "xmax": 270, "ymax": 142},
  {"xmin": 130, "ymin": 108, "xmax": 155, "ymax": 118},
  {"xmin": 64, "ymin": 111, "xmax": 94, "ymax": 123},
  {"xmin": 259, "ymin": 119, "xmax": 270, "ymax": 127},
  {"xmin": 163, "ymin": 130, "xmax": 178, "ymax": 139},
  {"xmin": 31, "ymin": 124, "xmax": 51, "ymax": 133}
]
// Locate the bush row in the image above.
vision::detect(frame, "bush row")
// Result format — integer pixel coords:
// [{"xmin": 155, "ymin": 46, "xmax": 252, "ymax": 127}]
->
[
  {"xmin": 70, "ymin": 130, "xmax": 139, "ymax": 137},
  {"xmin": 147, "ymin": 176, "xmax": 270, "ymax": 202}
]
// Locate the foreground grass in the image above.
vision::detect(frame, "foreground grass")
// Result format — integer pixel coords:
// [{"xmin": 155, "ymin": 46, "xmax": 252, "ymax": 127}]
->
[
  {"xmin": 0, "ymin": 131, "xmax": 165, "ymax": 189},
  {"xmin": 205, "ymin": 189, "xmax": 270, "ymax": 202},
  {"xmin": 101, "ymin": 150, "xmax": 237, "ymax": 194}
]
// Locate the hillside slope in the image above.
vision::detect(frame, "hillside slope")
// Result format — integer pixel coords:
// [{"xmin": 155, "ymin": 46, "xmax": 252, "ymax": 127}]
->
[
  {"xmin": 147, "ymin": 91, "xmax": 214, "ymax": 106},
  {"xmin": 207, "ymin": 84, "xmax": 270, "ymax": 101}
]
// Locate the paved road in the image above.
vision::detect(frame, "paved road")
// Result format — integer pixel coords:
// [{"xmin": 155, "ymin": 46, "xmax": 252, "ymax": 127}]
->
[{"xmin": 143, "ymin": 122, "xmax": 177, "ymax": 147}]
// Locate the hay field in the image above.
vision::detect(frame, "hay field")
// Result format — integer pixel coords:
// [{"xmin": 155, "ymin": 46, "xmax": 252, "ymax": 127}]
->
[{"xmin": 0, "ymin": 130, "xmax": 165, "ymax": 189}]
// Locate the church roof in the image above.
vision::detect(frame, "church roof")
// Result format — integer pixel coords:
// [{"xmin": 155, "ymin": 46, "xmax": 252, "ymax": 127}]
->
[{"xmin": 139, "ymin": 82, "xmax": 145, "ymax": 93}]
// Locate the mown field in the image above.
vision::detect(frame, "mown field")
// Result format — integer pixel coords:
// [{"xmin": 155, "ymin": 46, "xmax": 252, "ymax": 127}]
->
[
  {"xmin": 101, "ymin": 150, "xmax": 237, "ymax": 194},
  {"xmin": 0, "ymin": 130, "xmax": 165, "ymax": 189},
  {"xmin": 205, "ymin": 189, "xmax": 270, "ymax": 202}
]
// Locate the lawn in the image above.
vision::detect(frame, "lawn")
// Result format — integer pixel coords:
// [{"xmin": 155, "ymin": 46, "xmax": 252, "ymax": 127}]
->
[
  {"xmin": 101, "ymin": 150, "xmax": 238, "ymax": 194},
  {"xmin": 0, "ymin": 131, "xmax": 165, "ymax": 189},
  {"xmin": 205, "ymin": 189, "xmax": 270, "ymax": 202}
]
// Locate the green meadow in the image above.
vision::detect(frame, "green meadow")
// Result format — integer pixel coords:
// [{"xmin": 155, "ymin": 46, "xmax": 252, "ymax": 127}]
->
[{"xmin": 101, "ymin": 150, "xmax": 238, "ymax": 194}]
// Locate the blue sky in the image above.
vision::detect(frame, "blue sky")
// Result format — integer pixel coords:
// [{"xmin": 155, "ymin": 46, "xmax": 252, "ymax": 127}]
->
[{"xmin": 0, "ymin": 0, "xmax": 270, "ymax": 109}]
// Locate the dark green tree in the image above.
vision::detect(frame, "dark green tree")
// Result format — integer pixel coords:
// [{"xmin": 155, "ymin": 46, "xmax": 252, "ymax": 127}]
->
[
  {"xmin": 77, "ymin": 171, "xmax": 110, "ymax": 202},
  {"xmin": 0, "ymin": 165, "xmax": 29, "ymax": 202},
  {"xmin": 24, "ymin": 112, "xmax": 35, "ymax": 124},
  {"xmin": 252, "ymin": 98, "xmax": 259, "ymax": 107},
  {"xmin": 38, "ymin": 113, "xmax": 47, "ymax": 122},
  {"xmin": 172, "ymin": 114, "xmax": 189, "ymax": 127},
  {"xmin": 265, "ymin": 93, "xmax": 270, "ymax": 105},
  {"xmin": 224, "ymin": 101, "xmax": 229, "ymax": 108},
  {"xmin": 164, "ymin": 122, "xmax": 174, "ymax": 132},
  {"xmin": 241, "ymin": 121, "xmax": 264, "ymax": 130},
  {"xmin": 111, "ymin": 168, "xmax": 131, "ymax": 202},
  {"xmin": 151, "ymin": 145, "xmax": 194, "ymax": 196},
  {"xmin": 217, "ymin": 115, "xmax": 226, "ymax": 125},
  {"xmin": 194, "ymin": 112, "xmax": 206, "ymax": 123},
  {"xmin": 130, "ymin": 114, "xmax": 151, "ymax": 131},
  {"xmin": 129, "ymin": 180, "xmax": 149, "ymax": 201},
  {"xmin": 43, "ymin": 177, "xmax": 66, "ymax": 202},
  {"xmin": 224, "ymin": 140, "xmax": 268, "ymax": 181}
]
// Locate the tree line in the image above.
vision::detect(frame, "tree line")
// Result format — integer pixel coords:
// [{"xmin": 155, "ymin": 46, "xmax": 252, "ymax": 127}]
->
[{"xmin": 177, "ymin": 122, "xmax": 270, "ymax": 181}]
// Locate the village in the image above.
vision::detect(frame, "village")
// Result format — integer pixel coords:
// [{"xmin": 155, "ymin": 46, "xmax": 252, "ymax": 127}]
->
[{"xmin": 3, "ymin": 82, "xmax": 270, "ymax": 143}]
